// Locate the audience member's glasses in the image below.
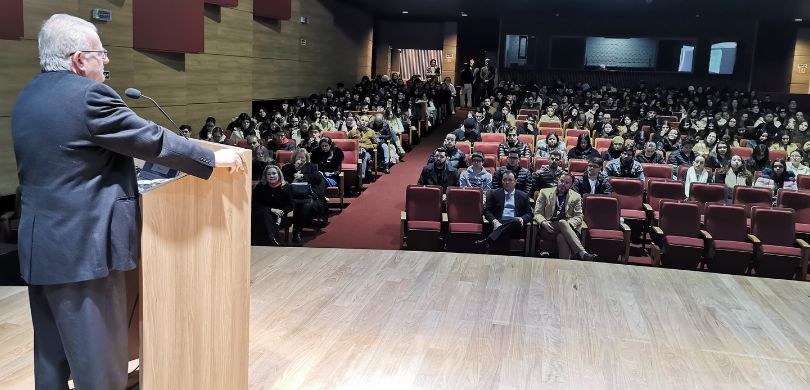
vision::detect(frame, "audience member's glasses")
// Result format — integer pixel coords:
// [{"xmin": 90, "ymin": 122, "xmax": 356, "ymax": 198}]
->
[
  {"xmin": 508, "ymin": 156, "xmax": 519, "ymax": 160},
  {"xmin": 549, "ymin": 156, "xmax": 560, "ymax": 161},
  {"xmin": 70, "ymin": 50, "xmax": 108, "ymax": 59}
]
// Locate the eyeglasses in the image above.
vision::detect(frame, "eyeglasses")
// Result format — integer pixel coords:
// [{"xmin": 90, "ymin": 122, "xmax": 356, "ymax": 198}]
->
[{"xmin": 70, "ymin": 50, "xmax": 108, "ymax": 59}]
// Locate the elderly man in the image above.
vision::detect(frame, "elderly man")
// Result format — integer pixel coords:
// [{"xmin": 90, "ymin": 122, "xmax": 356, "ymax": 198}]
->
[
  {"xmin": 534, "ymin": 173, "xmax": 598, "ymax": 261},
  {"xmin": 11, "ymin": 14, "xmax": 244, "ymax": 389}
]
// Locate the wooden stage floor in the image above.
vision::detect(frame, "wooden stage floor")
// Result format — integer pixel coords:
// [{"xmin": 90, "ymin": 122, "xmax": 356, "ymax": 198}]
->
[{"xmin": 1, "ymin": 247, "xmax": 810, "ymax": 389}]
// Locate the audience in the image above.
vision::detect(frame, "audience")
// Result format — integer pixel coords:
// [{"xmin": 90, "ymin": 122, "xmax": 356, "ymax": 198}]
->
[
  {"xmin": 683, "ymin": 155, "xmax": 710, "ymax": 197},
  {"xmin": 493, "ymin": 148, "xmax": 532, "ymax": 193},
  {"xmin": 282, "ymin": 149, "xmax": 327, "ymax": 243},
  {"xmin": 574, "ymin": 157, "xmax": 612, "ymax": 195},
  {"xmin": 418, "ymin": 147, "xmax": 460, "ymax": 192},
  {"xmin": 605, "ymin": 147, "xmax": 645, "ymax": 180},
  {"xmin": 459, "ymin": 152, "xmax": 493, "ymax": 193}
]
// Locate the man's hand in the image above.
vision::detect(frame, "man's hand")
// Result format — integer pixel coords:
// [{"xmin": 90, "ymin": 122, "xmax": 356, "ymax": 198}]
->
[
  {"xmin": 517, "ymin": 218, "xmax": 524, "ymax": 226},
  {"xmin": 214, "ymin": 149, "xmax": 245, "ymax": 173},
  {"xmin": 492, "ymin": 220, "xmax": 502, "ymax": 229}
]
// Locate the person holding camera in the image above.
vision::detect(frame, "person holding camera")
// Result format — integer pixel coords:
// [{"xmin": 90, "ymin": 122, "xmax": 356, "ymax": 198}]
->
[{"xmin": 533, "ymin": 173, "xmax": 597, "ymax": 261}]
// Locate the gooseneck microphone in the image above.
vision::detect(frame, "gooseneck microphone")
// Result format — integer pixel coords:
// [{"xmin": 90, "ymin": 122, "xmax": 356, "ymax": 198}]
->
[{"xmin": 124, "ymin": 87, "xmax": 186, "ymax": 139}]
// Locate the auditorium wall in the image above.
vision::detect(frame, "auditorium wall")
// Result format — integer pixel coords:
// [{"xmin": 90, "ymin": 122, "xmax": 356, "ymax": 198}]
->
[{"xmin": 0, "ymin": 0, "xmax": 373, "ymax": 195}]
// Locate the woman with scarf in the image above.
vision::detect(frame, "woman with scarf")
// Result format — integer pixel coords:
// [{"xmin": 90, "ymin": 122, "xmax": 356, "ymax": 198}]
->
[
  {"xmin": 251, "ymin": 164, "xmax": 293, "ymax": 246},
  {"xmin": 713, "ymin": 155, "xmax": 754, "ymax": 200},
  {"xmin": 567, "ymin": 133, "xmax": 600, "ymax": 160}
]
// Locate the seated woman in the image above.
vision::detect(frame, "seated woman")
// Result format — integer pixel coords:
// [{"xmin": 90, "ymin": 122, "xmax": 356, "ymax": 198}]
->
[
  {"xmin": 693, "ymin": 131, "xmax": 718, "ymax": 157},
  {"xmin": 769, "ymin": 132, "xmax": 798, "ymax": 155},
  {"xmin": 596, "ymin": 122, "xmax": 620, "ymax": 139},
  {"xmin": 684, "ymin": 155, "xmax": 710, "ymax": 197},
  {"xmin": 746, "ymin": 144, "xmax": 770, "ymax": 172},
  {"xmin": 787, "ymin": 150, "xmax": 810, "ymax": 176},
  {"xmin": 567, "ymin": 133, "xmax": 600, "ymax": 160},
  {"xmin": 281, "ymin": 149, "xmax": 327, "ymax": 242},
  {"xmin": 706, "ymin": 140, "xmax": 732, "ymax": 169},
  {"xmin": 656, "ymin": 128, "xmax": 682, "ymax": 154},
  {"xmin": 313, "ymin": 113, "xmax": 336, "ymax": 132},
  {"xmin": 538, "ymin": 105, "xmax": 561, "ymax": 125},
  {"xmin": 713, "ymin": 155, "xmax": 753, "ymax": 199},
  {"xmin": 755, "ymin": 159, "xmax": 797, "ymax": 192},
  {"xmin": 536, "ymin": 133, "xmax": 567, "ymax": 162},
  {"xmin": 251, "ymin": 165, "xmax": 293, "ymax": 246},
  {"xmin": 310, "ymin": 137, "xmax": 345, "ymax": 187}
]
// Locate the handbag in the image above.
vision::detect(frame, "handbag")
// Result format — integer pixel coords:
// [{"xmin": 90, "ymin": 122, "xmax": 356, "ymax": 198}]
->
[{"xmin": 289, "ymin": 182, "xmax": 313, "ymax": 199}]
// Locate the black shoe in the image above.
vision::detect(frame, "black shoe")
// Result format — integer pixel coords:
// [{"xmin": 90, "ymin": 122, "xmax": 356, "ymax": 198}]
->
[
  {"xmin": 398, "ymin": 155, "xmax": 405, "ymax": 162},
  {"xmin": 538, "ymin": 251, "xmax": 551, "ymax": 258},
  {"xmin": 292, "ymin": 231, "xmax": 302, "ymax": 243},
  {"xmin": 581, "ymin": 252, "xmax": 598, "ymax": 261},
  {"xmin": 383, "ymin": 167, "xmax": 391, "ymax": 174},
  {"xmin": 268, "ymin": 236, "xmax": 280, "ymax": 246}
]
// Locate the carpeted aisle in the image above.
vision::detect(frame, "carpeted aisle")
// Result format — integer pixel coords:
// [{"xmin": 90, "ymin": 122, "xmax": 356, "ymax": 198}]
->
[{"xmin": 305, "ymin": 111, "xmax": 466, "ymax": 249}]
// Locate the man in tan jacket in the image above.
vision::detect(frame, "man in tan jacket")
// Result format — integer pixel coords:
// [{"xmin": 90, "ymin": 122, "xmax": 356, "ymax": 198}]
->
[{"xmin": 533, "ymin": 173, "xmax": 598, "ymax": 261}]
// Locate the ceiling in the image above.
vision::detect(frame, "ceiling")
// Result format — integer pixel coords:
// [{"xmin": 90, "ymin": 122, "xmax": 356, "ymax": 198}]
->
[{"xmin": 338, "ymin": 0, "xmax": 807, "ymax": 21}]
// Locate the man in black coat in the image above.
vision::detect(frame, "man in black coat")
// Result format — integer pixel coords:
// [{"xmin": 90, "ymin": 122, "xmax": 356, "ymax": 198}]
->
[
  {"xmin": 418, "ymin": 147, "xmax": 459, "ymax": 192},
  {"xmin": 477, "ymin": 170, "xmax": 533, "ymax": 254},
  {"xmin": 11, "ymin": 14, "xmax": 244, "ymax": 390}
]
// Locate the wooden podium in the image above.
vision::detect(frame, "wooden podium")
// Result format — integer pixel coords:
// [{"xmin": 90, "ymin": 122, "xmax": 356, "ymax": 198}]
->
[{"xmin": 126, "ymin": 141, "xmax": 252, "ymax": 389}]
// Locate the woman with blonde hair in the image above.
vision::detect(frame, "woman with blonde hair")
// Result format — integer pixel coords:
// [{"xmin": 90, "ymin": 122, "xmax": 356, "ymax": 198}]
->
[{"xmin": 252, "ymin": 164, "xmax": 293, "ymax": 246}]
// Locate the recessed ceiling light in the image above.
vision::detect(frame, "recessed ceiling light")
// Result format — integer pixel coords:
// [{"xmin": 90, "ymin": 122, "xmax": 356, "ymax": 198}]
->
[
  {"xmin": 460, "ymin": 12, "xmax": 468, "ymax": 17},
  {"xmin": 796, "ymin": 18, "xmax": 803, "ymax": 22},
  {"xmin": 401, "ymin": 10, "xmax": 409, "ymax": 14}
]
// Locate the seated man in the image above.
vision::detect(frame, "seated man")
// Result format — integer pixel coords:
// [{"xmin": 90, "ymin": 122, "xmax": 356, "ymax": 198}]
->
[
  {"xmin": 498, "ymin": 129, "xmax": 531, "ymax": 158},
  {"xmin": 601, "ymin": 136, "xmax": 625, "ymax": 161},
  {"xmin": 635, "ymin": 141, "xmax": 665, "ymax": 164},
  {"xmin": 347, "ymin": 114, "xmax": 377, "ymax": 179},
  {"xmin": 418, "ymin": 147, "xmax": 459, "ymax": 192},
  {"xmin": 428, "ymin": 133, "xmax": 468, "ymax": 169},
  {"xmin": 492, "ymin": 148, "xmax": 532, "ymax": 193},
  {"xmin": 604, "ymin": 146, "xmax": 645, "ymax": 180},
  {"xmin": 529, "ymin": 150, "xmax": 565, "ymax": 198},
  {"xmin": 668, "ymin": 137, "xmax": 697, "ymax": 170},
  {"xmin": 475, "ymin": 171, "xmax": 532, "ymax": 254},
  {"xmin": 574, "ymin": 157, "xmax": 612, "ymax": 195},
  {"xmin": 534, "ymin": 173, "xmax": 598, "ymax": 261},
  {"xmin": 453, "ymin": 117, "xmax": 481, "ymax": 143},
  {"xmin": 459, "ymin": 152, "xmax": 493, "ymax": 193}
]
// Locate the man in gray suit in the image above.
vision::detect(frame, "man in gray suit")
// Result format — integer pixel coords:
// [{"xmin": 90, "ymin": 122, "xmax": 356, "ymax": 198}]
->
[{"xmin": 11, "ymin": 14, "xmax": 245, "ymax": 389}]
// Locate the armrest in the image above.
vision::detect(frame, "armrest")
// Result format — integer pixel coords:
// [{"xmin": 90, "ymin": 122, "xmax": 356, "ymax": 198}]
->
[
  {"xmin": 620, "ymin": 223, "xmax": 632, "ymax": 233},
  {"xmin": 642, "ymin": 203, "xmax": 653, "ymax": 212},
  {"xmin": 699, "ymin": 230, "xmax": 713, "ymax": 240},
  {"xmin": 652, "ymin": 226, "xmax": 664, "ymax": 236},
  {"xmin": 747, "ymin": 234, "xmax": 761, "ymax": 244},
  {"xmin": 797, "ymin": 238, "xmax": 809, "ymax": 249},
  {"xmin": 442, "ymin": 213, "xmax": 449, "ymax": 223},
  {"xmin": 400, "ymin": 211, "xmax": 407, "ymax": 221}
]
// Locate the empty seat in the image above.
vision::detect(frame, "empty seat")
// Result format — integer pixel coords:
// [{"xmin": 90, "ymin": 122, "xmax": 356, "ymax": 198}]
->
[
  {"xmin": 400, "ymin": 185, "xmax": 444, "ymax": 251},
  {"xmin": 733, "ymin": 186, "xmax": 772, "ymax": 221},
  {"xmin": 481, "ymin": 133, "xmax": 506, "ymax": 143},
  {"xmin": 750, "ymin": 207, "xmax": 810, "ymax": 280},
  {"xmin": 651, "ymin": 201, "xmax": 706, "ymax": 271},
  {"xmin": 568, "ymin": 159, "xmax": 588, "ymax": 175},
  {"xmin": 703, "ymin": 204, "xmax": 753, "ymax": 275},
  {"xmin": 582, "ymin": 195, "xmax": 631, "ymax": 263},
  {"xmin": 610, "ymin": 178, "xmax": 648, "ymax": 248},
  {"xmin": 777, "ymin": 189, "xmax": 810, "ymax": 241},
  {"xmin": 730, "ymin": 146, "xmax": 753, "ymax": 160},
  {"xmin": 445, "ymin": 187, "xmax": 484, "ymax": 252},
  {"xmin": 645, "ymin": 180, "xmax": 685, "ymax": 223},
  {"xmin": 473, "ymin": 142, "xmax": 500, "ymax": 157}
]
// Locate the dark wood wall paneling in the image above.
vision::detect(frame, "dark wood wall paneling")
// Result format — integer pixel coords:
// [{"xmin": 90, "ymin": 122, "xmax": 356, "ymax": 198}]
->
[
  {"xmin": 0, "ymin": 0, "xmax": 24, "ymax": 40},
  {"xmin": 205, "ymin": 0, "xmax": 239, "ymax": 6}
]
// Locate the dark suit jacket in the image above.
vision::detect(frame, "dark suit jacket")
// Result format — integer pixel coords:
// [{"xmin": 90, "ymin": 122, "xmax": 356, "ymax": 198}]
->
[
  {"xmin": 484, "ymin": 189, "xmax": 532, "ymax": 224},
  {"xmin": 12, "ymin": 71, "xmax": 215, "ymax": 285}
]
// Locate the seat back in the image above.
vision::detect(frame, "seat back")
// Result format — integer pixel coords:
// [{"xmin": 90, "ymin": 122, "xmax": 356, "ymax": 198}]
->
[
  {"xmin": 777, "ymin": 189, "xmax": 810, "ymax": 223},
  {"xmin": 446, "ymin": 187, "xmax": 483, "ymax": 224},
  {"xmin": 688, "ymin": 183, "xmax": 726, "ymax": 203},
  {"xmin": 733, "ymin": 186, "xmax": 772, "ymax": 217},
  {"xmin": 565, "ymin": 136, "xmax": 579, "ymax": 148},
  {"xmin": 751, "ymin": 207, "xmax": 795, "ymax": 246},
  {"xmin": 770, "ymin": 149, "xmax": 787, "ymax": 162},
  {"xmin": 333, "ymin": 139, "xmax": 359, "ymax": 168},
  {"xmin": 730, "ymin": 146, "xmax": 753, "ymax": 160},
  {"xmin": 540, "ymin": 127, "xmax": 564, "ymax": 137},
  {"xmin": 648, "ymin": 180, "xmax": 685, "ymax": 212},
  {"xmin": 641, "ymin": 163, "xmax": 673, "ymax": 182},
  {"xmin": 797, "ymin": 174, "xmax": 810, "ymax": 190},
  {"xmin": 609, "ymin": 178, "xmax": 644, "ymax": 211},
  {"xmin": 481, "ymin": 133, "xmax": 506, "ymax": 143},
  {"xmin": 518, "ymin": 135, "xmax": 535, "ymax": 153},
  {"xmin": 566, "ymin": 129, "xmax": 590, "ymax": 140},
  {"xmin": 483, "ymin": 155, "xmax": 498, "ymax": 169},
  {"xmin": 499, "ymin": 156, "xmax": 530, "ymax": 169},
  {"xmin": 583, "ymin": 195, "xmax": 621, "ymax": 230},
  {"xmin": 594, "ymin": 138, "xmax": 612, "ymax": 150},
  {"xmin": 676, "ymin": 165, "xmax": 690, "ymax": 182},
  {"xmin": 323, "ymin": 130, "xmax": 347, "ymax": 140},
  {"xmin": 704, "ymin": 204, "xmax": 748, "ymax": 242},
  {"xmin": 473, "ymin": 142, "xmax": 500, "ymax": 156},
  {"xmin": 275, "ymin": 150, "xmax": 294, "ymax": 165},
  {"xmin": 405, "ymin": 185, "xmax": 443, "ymax": 222},
  {"xmin": 659, "ymin": 201, "xmax": 701, "ymax": 237},
  {"xmin": 519, "ymin": 109, "xmax": 539, "ymax": 117},
  {"xmin": 539, "ymin": 121, "xmax": 561, "ymax": 128},
  {"xmin": 456, "ymin": 141, "xmax": 472, "ymax": 155},
  {"xmin": 533, "ymin": 157, "xmax": 549, "ymax": 171},
  {"xmin": 568, "ymin": 159, "xmax": 588, "ymax": 175}
]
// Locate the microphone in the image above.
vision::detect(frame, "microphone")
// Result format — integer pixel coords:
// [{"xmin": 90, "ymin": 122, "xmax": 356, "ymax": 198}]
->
[{"xmin": 124, "ymin": 87, "xmax": 186, "ymax": 139}]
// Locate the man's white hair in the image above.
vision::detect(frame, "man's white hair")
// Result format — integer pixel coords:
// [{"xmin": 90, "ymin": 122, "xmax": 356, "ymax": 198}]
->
[{"xmin": 38, "ymin": 14, "xmax": 98, "ymax": 72}]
